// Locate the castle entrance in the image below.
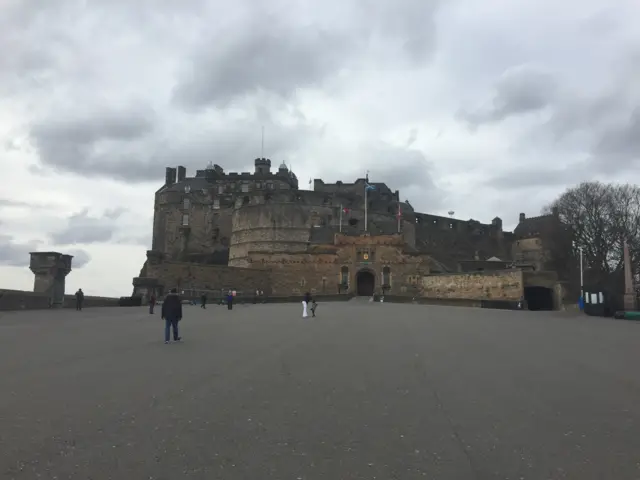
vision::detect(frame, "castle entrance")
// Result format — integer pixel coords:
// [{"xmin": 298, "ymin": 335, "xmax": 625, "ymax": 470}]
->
[
  {"xmin": 356, "ymin": 270, "xmax": 375, "ymax": 296},
  {"xmin": 524, "ymin": 286, "xmax": 554, "ymax": 311}
]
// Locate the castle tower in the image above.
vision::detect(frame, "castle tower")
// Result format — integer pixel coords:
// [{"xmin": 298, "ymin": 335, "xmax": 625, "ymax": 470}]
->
[
  {"xmin": 254, "ymin": 158, "xmax": 271, "ymax": 175},
  {"xmin": 29, "ymin": 252, "xmax": 73, "ymax": 308}
]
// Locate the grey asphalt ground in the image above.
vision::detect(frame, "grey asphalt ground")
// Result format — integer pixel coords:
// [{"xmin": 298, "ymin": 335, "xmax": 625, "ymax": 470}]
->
[{"xmin": 0, "ymin": 302, "xmax": 639, "ymax": 480}]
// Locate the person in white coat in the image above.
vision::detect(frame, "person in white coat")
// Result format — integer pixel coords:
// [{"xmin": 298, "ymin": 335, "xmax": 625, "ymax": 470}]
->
[{"xmin": 302, "ymin": 292, "xmax": 311, "ymax": 318}]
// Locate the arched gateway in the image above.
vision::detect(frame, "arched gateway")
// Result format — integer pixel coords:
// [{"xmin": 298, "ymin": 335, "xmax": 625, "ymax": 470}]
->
[{"xmin": 356, "ymin": 269, "xmax": 375, "ymax": 296}]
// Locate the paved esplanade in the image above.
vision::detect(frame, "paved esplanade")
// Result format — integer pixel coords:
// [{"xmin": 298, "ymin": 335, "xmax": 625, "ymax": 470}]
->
[{"xmin": 0, "ymin": 303, "xmax": 639, "ymax": 479}]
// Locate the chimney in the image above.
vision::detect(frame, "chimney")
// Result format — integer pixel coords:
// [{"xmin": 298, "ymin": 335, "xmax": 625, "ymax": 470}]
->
[
  {"xmin": 177, "ymin": 166, "xmax": 186, "ymax": 182},
  {"xmin": 519, "ymin": 212, "xmax": 526, "ymax": 223},
  {"xmin": 165, "ymin": 167, "xmax": 176, "ymax": 185}
]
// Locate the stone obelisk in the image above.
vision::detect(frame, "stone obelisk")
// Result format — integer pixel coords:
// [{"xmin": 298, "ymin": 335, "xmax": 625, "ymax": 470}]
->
[{"xmin": 623, "ymin": 240, "xmax": 637, "ymax": 311}]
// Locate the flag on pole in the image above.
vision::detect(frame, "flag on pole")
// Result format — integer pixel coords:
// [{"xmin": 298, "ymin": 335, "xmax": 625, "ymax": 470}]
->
[
  {"xmin": 364, "ymin": 179, "xmax": 375, "ymax": 232},
  {"xmin": 396, "ymin": 203, "xmax": 402, "ymax": 233},
  {"xmin": 339, "ymin": 206, "xmax": 350, "ymax": 232}
]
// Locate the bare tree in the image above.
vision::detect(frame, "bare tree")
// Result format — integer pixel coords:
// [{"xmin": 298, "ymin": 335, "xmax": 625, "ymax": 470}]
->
[{"xmin": 544, "ymin": 181, "xmax": 640, "ymax": 290}]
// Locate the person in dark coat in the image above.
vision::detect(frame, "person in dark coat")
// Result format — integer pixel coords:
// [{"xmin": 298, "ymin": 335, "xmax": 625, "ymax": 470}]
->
[
  {"xmin": 75, "ymin": 289, "xmax": 84, "ymax": 311},
  {"xmin": 149, "ymin": 293, "xmax": 156, "ymax": 314},
  {"xmin": 200, "ymin": 293, "xmax": 207, "ymax": 309},
  {"xmin": 227, "ymin": 290, "xmax": 234, "ymax": 310},
  {"xmin": 161, "ymin": 288, "xmax": 183, "ymax": 344}
]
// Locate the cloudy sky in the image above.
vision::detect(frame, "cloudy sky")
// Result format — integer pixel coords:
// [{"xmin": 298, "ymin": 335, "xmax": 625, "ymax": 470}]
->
[{"xmin": 1, "ymin": 0, "xmax": 639, "ymax": 296}]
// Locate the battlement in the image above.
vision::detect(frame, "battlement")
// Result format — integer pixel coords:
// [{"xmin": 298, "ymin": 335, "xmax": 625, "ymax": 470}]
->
[
  {"xmin": 160, "ymin": 162, "xmax": 299, "ymax": 194},
  {"xmin": 313, "ymin": 178, "xmax": 399, "ymax": 199}
]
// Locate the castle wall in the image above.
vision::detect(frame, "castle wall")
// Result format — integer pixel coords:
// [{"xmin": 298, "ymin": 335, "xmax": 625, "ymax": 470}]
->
[
  {"xmin": 154, "ymin": 187, "xmax": 234, "ymax": 262},
  {"xmin": 145, "ymin": 261, "xmax": 271, "ymax": 294},
  {"xmin": 512, "ymin": 237, "xmax": 548, "ymax": 270},
  {"xmin": 245, "ymin": 234, "xmax": 433, "ymax": 296},
  {"xmin": 421, "ymin": 270, "xmax": 523, "ymax": 301},
  {"xmin": 229, "ymin": 203, "xmax": 314, "ymax": 266}
]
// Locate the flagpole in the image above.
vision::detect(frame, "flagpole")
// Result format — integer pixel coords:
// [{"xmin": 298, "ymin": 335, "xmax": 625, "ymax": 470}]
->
[
  {"xmin": 339, "ymin": 204, "xmax": 343, "ymax": 233},
  {"xmin": 397, "ymin": 204, "xmax": 401, "ymax": 233},
  {"xmin": 364, "ymin": 184, "xmax": 368, "ymax": 232}
]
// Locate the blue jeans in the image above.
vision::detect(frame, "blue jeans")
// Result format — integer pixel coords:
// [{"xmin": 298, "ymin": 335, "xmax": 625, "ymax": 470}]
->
[{"xmin": 165, "ymin": 318, "xmax": 179, "ymax": 342}]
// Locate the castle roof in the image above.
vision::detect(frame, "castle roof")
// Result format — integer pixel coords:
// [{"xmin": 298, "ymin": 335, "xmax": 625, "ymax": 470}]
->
[{"xmin": 514, "ymin": 214, "xmax": 556, "ymax": 238}]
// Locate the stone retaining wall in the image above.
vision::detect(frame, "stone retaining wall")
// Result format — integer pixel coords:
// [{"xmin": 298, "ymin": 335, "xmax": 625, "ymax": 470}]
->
[{"xmin": 0, "ymin": 289, "xmax": 120, "ymax": 311}]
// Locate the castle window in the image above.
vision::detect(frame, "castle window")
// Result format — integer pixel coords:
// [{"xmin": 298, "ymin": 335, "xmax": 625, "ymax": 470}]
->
[
  {"xmin": 242, "ymin": 196, "xmax": 250, "ymax": 205},
  {"xmin": 267, "ymin": 182, "xmax": 274, "ymax": 189},
  {"xmin": 382, "ymin": 266, "xmax": 391, "ymax": 286},
  {"xmin": 213, "ymin": 198, "xmax": 220, "ymax": 209},
  {"xmin": 182, "ymin": 214, "xmax": 189, "ymax": 226},
  {"xmin": 241, "ymin": 183, "xmax": 249, "ymax": 193},
  {"xmin": 183, "ymin": 198, "xmax": 190, "ymax": 210},
  {"xmin": 340, "ymin": 266, "xmax": 349, "ymax": 285},
  {"xmin": 415, "ymin": 217, "xmax": 420, "ymax": 224},
  {"xmin": 256, "ymin": 182, "xmax": 262, "ymax": 189},
  {"xmin": 217, "ymin": 185, "xmax": 224, "ymax": 194},
  {"xmin": 449, "ymin": 223, "xmax": 453, "ymax": 229}
]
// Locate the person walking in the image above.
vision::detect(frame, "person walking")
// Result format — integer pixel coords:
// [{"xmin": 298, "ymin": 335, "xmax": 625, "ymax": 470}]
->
[
  {"xmin": 75, "ymin": 288, "xmax": 84, "ymax": 311},
  {"xmin": 302, "ymin": 291, "xmax": 311, "ymax": 318},
  {"xmin": 161, "ymin": 288, "xmax": 183, "ymax": 344},
  {"xmin": 310, "ymin": 298, "xmax": 317, "ymax": 317},
  {"xmin": 200, "ymin": 293, "xmax": 207, "ymax": 309},
  {"xmin": 149, "ymin": 292, "xmax": 156, "ymax": 314}
]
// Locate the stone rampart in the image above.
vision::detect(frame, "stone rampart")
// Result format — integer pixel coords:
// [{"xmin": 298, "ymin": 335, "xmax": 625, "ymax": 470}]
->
[
  {"xmin": 0, "ymin": 289, "xmax": 120, "ymax": 311},
  {"xmin": 421, "ymin": 270, "xmax": 524, "ymax": 301}
]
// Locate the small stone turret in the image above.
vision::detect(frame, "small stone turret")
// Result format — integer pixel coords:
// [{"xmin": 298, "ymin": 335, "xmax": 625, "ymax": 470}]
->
[
  {"xmin": 29, "ymin": 252, "xmax": 73, "ymax": 308},
  {"xmin": 165, "ymin": 167, "xmax": 176, "ymax": 185},
  {"xmin": 255, "ymin": 158, "xmax": 271, "ymax": 175}
]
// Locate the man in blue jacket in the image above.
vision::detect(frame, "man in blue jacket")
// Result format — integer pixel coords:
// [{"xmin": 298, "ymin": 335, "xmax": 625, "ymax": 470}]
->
[{"xmin": 161, "ymin": 288, "xmax": 183, "ymax": 344}]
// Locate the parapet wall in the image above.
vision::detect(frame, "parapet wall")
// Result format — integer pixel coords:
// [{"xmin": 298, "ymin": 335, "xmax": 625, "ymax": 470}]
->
[{"xmin": 0, "ymin": 289, "xmax": 120, "ymax": 311}]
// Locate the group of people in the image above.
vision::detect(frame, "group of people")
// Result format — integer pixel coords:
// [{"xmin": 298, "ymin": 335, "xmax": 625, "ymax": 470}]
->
[
  {"xmin": 146, "ymin": 289, "xmax": 319, "ymax": 344},
  {"xmin": 302, "ymin": 292, "xmax": 317, "ymax": 318}
]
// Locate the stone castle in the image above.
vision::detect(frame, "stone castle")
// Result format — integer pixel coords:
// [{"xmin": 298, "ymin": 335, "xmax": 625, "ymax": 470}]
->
[{"xmin": 132, "ymin": 159, "xmax": 570, "ymax": 309}]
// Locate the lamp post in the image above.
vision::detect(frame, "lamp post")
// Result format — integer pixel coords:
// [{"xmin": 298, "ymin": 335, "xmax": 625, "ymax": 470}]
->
[{"xmin": 579, "ymin": 246, "xmax": 584, "ymax": 289}]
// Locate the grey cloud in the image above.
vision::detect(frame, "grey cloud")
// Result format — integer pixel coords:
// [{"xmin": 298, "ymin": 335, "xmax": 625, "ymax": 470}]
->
[
  {"xmin": 0, "ymin": 235, "xmax": 39, "ymax": 267},
  {"xmin": 591, "ymin": 107, "xmax": 640, "ymax": 167},
  {"xmin": 406, "ymin": 128, "xmax": 418, "ymax": 147},
  {"xmin": 31, "ymin": 103, "xmax": 155, "ymax": 148},
  {"xmin": 173, "ymin": 0, "xmax": 440, "ymax": 109},
  {"xmin": 50, "ymin": 209, "xmax": 122, "ymax": 245},
  {"xmin": 485, "ymin": 164, "xmax": 583, "ymax": 190},
  {"xmin": 340, "ymin": 142, "xmax": 446, "ymax": 211},
  {"xmin": 458, "ymin": 65, "xmax": 557, "ymax": 127},
  {"xmin": 0, "ymin": 198, "xmax": 65, "ymax": 210},
  {"xmin": 29, "ymin": 103, "xmax": 324, "ymax": 182},
  {"xmin": 66, "ymin": 248, "xmax": 91, "ymax": 269},
  {"xmin": 28, "ymin": 104, "xmax": 158, "ymax": 180},
  {"xmin": 172, "ymin": 22, "xmax": 351, "ymax": 109}
]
